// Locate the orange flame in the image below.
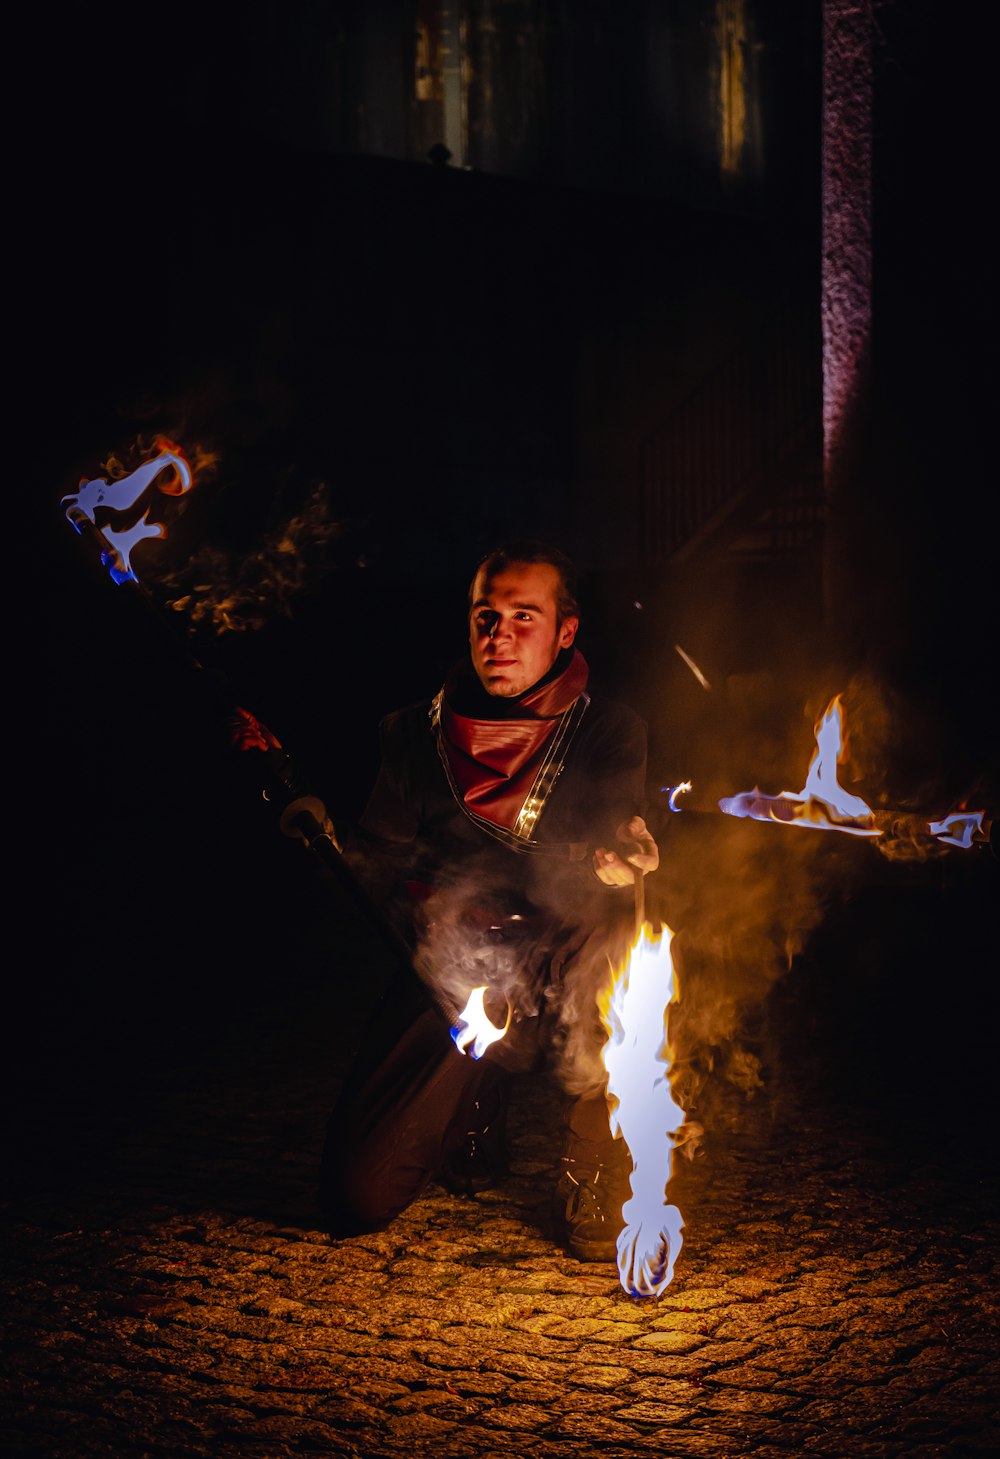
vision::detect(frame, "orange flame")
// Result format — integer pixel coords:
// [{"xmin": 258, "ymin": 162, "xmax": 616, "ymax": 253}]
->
[
  {"xmin": 600, "ymin": 923, "xmax": 685, "ymax": 1297},
  {"xmin": 151, "ymin": 437, "xmax": 195, "ymax": 495}
]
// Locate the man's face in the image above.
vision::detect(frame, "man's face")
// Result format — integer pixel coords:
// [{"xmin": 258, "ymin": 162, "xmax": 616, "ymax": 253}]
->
[{"xmin": 469, "ymin": 561, "xmax": 578, "ymax": 697}]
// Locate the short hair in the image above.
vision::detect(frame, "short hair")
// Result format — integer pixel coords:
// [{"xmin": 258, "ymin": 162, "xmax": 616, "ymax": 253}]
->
[{"xmin": 470, "ymin": 539, "xmax": 580, "ymax": 622}]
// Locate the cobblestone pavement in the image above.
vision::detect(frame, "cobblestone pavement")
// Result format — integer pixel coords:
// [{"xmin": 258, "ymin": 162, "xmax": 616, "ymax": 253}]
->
[{"xmin": 4, "ymin": 936, "xmax": 998, "ymax": 1459}]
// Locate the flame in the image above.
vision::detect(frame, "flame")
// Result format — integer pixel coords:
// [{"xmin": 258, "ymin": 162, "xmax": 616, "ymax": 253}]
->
[
  {"xmin": 149, "ymin": 437, "xmax": 196, "ymax": 496},
  {"xmin": 927, "ymin": 810, "xmax": 985, "ymax": 849},
  {"xmin": 600, "ymin": 923, "xmax": 685, "ymax": 1297},
  {"xmin": 99, "ymin": 513, "xmax": 166, "ymax": 585},
  {"xmin": 62, "ymin": 439, "xmax": 195, "ymax": 584},
  {"xmin": 717, "ymin": 694, "xmax": 987, "ymax": 849},
  {"xmin": 720, "ymin": 694, "xmax": 881, "ymax": 837},
  {"xmin": 451, "ymin": 987, "xmax": 511, "ymax": 1060},
  {"xmin": 800, "ymin": 695, "xmax": 875, "ymax": 822},
  {"xmin": 665, "ymin": 780, "xmax": 693, "ymax": 813}
]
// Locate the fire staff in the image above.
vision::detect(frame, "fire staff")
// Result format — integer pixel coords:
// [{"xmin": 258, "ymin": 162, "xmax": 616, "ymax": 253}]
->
[{"xmin": 315, "ymin": 541, "xmax": 659, "ymax": 1261}]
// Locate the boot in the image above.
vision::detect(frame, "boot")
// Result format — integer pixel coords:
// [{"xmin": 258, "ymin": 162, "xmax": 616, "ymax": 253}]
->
[
  {"xmin": 553, "ymin": 1155, "xmax": 632, "ymax": 1262},
  {"xmin": 555, "ymin": 1091, "xmax": 632, "ymax": 1261}
]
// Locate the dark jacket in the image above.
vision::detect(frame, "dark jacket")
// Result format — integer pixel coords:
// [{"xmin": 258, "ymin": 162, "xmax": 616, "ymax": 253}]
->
[{"xmin": 347, "ymin": 685, "xmax": 648, "ymax": 1044}]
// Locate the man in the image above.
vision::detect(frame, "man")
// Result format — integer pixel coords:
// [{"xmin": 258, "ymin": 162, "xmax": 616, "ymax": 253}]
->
[{"xmin": 318, "ymin": 541, "xmax": 658, "ymax": 1260}]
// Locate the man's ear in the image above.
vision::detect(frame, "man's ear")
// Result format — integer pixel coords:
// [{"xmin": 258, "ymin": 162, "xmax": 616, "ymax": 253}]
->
[{"xmin": 558, "ymin": 615, "xmax": 579, "ymax": 649}]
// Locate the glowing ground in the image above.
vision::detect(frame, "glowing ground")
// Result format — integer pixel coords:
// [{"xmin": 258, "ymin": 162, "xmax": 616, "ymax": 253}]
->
[{"xmin": 3, "ymin": 963, "xmax": 997, "ymax": 1459}]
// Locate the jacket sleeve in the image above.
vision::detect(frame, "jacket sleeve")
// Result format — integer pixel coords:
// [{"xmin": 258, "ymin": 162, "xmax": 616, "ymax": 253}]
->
[
  {"xmin": 338, "ymin": 709, "xmax": 430, "ymax": 921},
  {"xmin": 577, "ymin": 702, "xmax": 650, "ymax": 850},
  {"xmin": 356, "ymin": 711, "xmax": 421, "ymax": 847}
]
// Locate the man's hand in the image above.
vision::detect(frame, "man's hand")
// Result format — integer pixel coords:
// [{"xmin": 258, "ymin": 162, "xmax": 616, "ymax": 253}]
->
[
  {"xmin": 593, "ymin": 815, "xmax": 659, "ymax": 886},
  {"xmin": 229, "ymin": 705, "xmax": 282, "ymax": 753}
]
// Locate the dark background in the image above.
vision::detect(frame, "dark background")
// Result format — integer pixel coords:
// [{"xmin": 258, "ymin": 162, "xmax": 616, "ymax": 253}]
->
[{"xmin": 23, "ymin": 1, "xmax": 997, "ymax": 1163}]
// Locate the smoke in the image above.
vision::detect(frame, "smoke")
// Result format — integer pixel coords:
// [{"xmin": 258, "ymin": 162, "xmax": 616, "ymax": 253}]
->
[
  {"xmin": 654, "ymin": 810, "xmax": 852, "ymax": 1139},
  {"xmin": 549, "ymin": 915, "xmax": 635, "ymax": 1103},
  {"xmin": 160, "ymin": 481, "xmax": 342, "ymax": 634},
  {"xmin": 97, "ymin": 434, "xmax": 220, "ymax": 492},
  {"xmin": 412, "ymin": 876, "xmax": 556, "ymax": 1030},
  {"xmin": 83, "ymin": 377, "xmax": 349, "ymax": 636},
  {"xmin": 835, "ymin": 667, "xmax": 993, "ymax": 862},
  {"xmin": 406, "ymin": 844, "xmax": 637, "ymax": 1093},
  {"xmin": 393, "ymin": 657, "xmax": 971, "ymax": 1137},
  {"xmin": 636, "ymin": 653, "xmax": 863, "ymax": 1138},
  {"xmin": 634, "ymin": 646, "xmax": 995, "ymax": 1138}
]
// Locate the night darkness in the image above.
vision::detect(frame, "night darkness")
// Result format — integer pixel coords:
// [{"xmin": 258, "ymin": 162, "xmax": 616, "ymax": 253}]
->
[{"xmin": 26, "ymin": 0, "xmax": 999, "ymax": 1248}]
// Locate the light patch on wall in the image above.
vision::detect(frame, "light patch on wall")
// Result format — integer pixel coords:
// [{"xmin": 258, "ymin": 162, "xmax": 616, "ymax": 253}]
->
[
  {"xmin": 414, "ymin": 17, "xmax": 442, "ymax": 103},
  {"xmin": 716, "ymin": 0, "xmax": 747, "ymax": 178}
]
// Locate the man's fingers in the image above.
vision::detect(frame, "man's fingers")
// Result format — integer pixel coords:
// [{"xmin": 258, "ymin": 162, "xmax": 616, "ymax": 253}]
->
[
  {"xmin": 230, "ymin": 706, "xmax": 282, "ymax": 752},
  {"xmin": 592, "ymin": 848, "xmax": 634, "ymax": 885},
  {"xmin": 593, "ymin": 818, "xmax": 660, "ymax": 884},
  {"xmin": 616, "ymin": 816, "xmax": 660, "ymax": 872}
]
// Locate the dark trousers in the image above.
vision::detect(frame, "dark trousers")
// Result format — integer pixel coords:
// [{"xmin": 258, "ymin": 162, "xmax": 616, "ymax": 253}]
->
[
  {"xmin": 319, "ymin": 974, "xmax": 619, "ymax": 1236},
  {"xmin": 319, "ymin": 976, "xmax": 504, "ymax": 1234}
]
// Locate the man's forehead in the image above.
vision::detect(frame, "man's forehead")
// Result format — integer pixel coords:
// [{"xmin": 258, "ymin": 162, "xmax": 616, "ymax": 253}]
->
[{"xmin": 471, "ymin": 561, "xmax": 560, "ymax": 608}]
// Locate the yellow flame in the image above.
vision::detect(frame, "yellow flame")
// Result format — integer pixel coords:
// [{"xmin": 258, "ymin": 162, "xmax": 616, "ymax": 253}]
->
[
  {"xmin": 600, "ymin": 923, "xmax": 685, "ymax": 1297},
  {"xmin": 451, "ymin": 987, "xmax": 510, "ymax": 1060}
]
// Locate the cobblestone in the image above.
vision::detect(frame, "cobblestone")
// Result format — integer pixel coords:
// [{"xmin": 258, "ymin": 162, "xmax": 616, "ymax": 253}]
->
[{"xmin": 3, "ymin": 956, "xmax": 999, "ymax": 1459}]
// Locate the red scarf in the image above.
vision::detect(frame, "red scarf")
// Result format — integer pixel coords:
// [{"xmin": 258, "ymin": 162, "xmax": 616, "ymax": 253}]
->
[{"xmin": 438, "ymin": 650, "xmax": 590, "ymax": 832}]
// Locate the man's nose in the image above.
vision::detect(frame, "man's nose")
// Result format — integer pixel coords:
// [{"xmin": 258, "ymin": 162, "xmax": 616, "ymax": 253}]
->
[{"xmin": 483, "ymin": 615, "xmax": 511, "ymax": 645}]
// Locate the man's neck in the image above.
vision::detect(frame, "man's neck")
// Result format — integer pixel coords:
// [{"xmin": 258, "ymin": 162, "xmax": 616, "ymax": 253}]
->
[{"xmin": 453, "ymin": 646, "xmax": 577, "ymax": 717}]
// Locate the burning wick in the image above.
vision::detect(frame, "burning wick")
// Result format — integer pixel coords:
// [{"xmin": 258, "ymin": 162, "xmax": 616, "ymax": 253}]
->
[
  {"xmin": 62, "ymin": 443, "xmax": 193, "ymax": 585},
  {"xmin": 451, "ymin": 987, "xmax": 511, "ymax": 1060},
  {"xmin": 600, "ymin": 923, "xmax": 685, "ymax": 1297},
  {"xmin": 674, "ymin": 644, "xmax": 712, "ymax": 691}
]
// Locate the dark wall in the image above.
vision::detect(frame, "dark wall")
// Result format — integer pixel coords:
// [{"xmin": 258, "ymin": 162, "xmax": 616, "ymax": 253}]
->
[
  {"xmin": 36, "ymin": 1, "xmax": 817, "ymax": 217},
  {"xmin": 823, "ymin": 0, "xmax": 996, "ymax": 795}
]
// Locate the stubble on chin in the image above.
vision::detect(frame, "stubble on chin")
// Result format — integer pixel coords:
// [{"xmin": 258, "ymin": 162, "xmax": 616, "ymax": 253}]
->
[{"xmin": 480, "ymin": 673, "xmax": 523, "ymax": 698}]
